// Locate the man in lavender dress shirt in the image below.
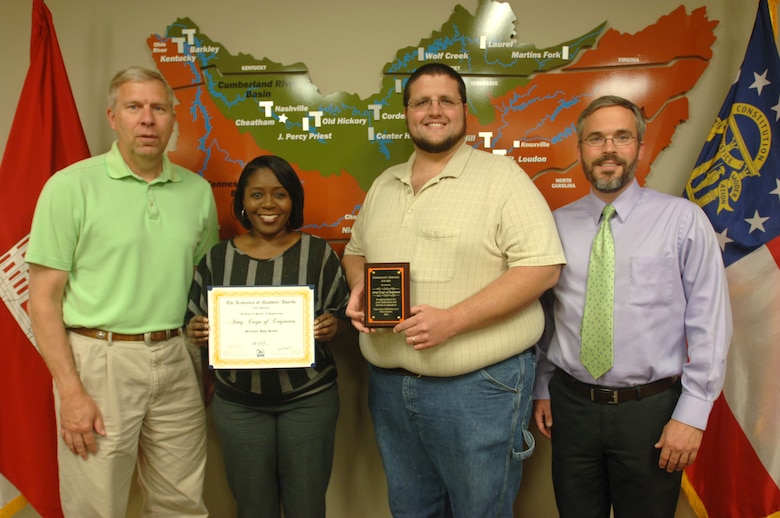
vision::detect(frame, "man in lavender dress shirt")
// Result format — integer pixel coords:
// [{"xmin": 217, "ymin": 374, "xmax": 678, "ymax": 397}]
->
[{"xmin": 533, "ymin": 95, "xmax": 732, "ymax": 518}]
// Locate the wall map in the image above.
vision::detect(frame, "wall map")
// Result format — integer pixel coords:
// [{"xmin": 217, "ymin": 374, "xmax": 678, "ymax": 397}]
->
[{"xmin": 147, "ymin": 1, "xmax": 718, "ymax": 247}]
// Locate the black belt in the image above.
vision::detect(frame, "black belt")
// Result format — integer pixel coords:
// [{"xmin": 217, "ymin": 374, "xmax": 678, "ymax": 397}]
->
[
  {"xmin": 374, "ymin": 349, "xmax": 534, "ymax": 379},
  {"xmin": 559, "ymin": 370, "xmax": 678, "ymax": 404},
  {"xmin": 375, "ymin": 366, "xmax": 423, "ymax": 378}
]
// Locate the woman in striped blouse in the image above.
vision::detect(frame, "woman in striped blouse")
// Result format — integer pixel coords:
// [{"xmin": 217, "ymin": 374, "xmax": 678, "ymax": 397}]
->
[{"xmin": 185, "ymin": 155, "xmax": 349, "ymax": 518}]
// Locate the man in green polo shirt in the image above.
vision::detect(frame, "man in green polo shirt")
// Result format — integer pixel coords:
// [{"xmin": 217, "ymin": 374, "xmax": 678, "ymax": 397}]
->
[{"xmin": 27, "ymin": 66, "xmax": 218, "ymax": 517}]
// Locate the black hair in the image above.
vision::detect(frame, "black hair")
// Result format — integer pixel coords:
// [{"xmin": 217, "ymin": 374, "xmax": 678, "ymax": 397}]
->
[{"xmin": 233, "ymin": 155, "xmax": 304, "ymax": 230}]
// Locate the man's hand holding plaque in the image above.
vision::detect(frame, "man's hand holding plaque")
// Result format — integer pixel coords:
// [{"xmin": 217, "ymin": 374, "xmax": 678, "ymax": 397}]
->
[{"xmin": 364, "ymin": 263, "xmax": 410, "ymax": 328}]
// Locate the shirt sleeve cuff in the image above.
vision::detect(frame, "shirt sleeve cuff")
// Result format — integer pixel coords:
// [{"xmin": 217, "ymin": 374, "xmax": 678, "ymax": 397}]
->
[
  {"xmin": 533, "ymin": 371, "xmax": 554, "ymax": 400},
  {"xmin": 671, "ymin": 392, "xmax": 715, "ymax": 431}
]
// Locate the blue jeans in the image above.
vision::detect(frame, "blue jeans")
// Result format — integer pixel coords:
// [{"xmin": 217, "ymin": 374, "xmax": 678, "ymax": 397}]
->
[{"xmin": 368, "ymin": 350, "xmax": 536, "ymax": 518}]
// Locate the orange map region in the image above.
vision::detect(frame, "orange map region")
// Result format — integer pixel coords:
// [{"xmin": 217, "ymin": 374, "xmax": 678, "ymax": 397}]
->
[
  {"xmin": 148, "ymin": 1, "xmax": 718, "ymax": 247},
  {"xmin": 163, "ymin": 79, "xmax": 366, "ymax": 248},
  {"xmin": 481, "ymin": 62, "xmax": 708, "ymax": 209}
]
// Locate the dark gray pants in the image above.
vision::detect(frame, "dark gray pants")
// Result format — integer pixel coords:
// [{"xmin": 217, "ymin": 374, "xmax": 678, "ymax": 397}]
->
[
  {"xmin": 549, "ymin": 371, "xmax": 682, "ymax": 518},
  {"xmin": 212, "ymin": 385, "xmax": 339, "ymax": 518}
]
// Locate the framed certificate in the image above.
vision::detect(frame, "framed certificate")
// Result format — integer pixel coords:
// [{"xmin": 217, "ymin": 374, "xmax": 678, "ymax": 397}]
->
[
  {"xmin": 364, "ymin": 263, "xmax": 410, "ymax": 328},
  {"xmin": 207, "ymin": 285, "xmax": 315, "ymax": 369}
]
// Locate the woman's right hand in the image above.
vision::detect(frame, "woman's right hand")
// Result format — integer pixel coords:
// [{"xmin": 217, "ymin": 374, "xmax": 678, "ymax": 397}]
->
[{"xmin": 186, "ymin": 315, "xmax": 210, "ymax": 347}]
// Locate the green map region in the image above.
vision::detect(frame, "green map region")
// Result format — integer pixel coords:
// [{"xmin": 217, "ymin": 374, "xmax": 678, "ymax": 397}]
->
[{"xmin": 147, "ymin": 1, "xmax": 717, "ymax": 249}]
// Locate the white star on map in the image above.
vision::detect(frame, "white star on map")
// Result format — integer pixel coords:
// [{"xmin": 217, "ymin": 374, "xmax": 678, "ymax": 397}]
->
[
  {"xmin": 715, "ymin": 228, "xmax": 733, "ymax": 251},
  {"xmin": 770, "ymin": 178, "xmax": 780, "ymax": 201},
  {"xmin": 772, "ymin": 94, "xmax": 780, "ymax": 122},
  {"xmin": 745, "ymin": 209, "xmax": 770, "ymax": 233},
  {"xmin": 750, "ymin": 69, "xmax": 771, "ymax": 96},
  {"xmin": 733, "ymin": 68, "xmax": 741, "ymax": 85},
  {"xmin": 278, "ymin": 113, "xmax": 288, "ymax": 123}
]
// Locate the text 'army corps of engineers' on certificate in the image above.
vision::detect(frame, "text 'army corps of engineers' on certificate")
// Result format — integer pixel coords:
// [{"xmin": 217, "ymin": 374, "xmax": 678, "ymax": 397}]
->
[{"xmin": 207, "ymin": 285, "xmax": 315, "ymax": 369}]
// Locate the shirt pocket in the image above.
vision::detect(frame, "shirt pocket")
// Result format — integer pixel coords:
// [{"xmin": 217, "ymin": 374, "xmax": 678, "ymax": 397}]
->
[
  {"xmin": 411, "ymin": 227, "xmax": 460, "ymax": 283},
  {"xmin": 629, "ymin": 256, "xmax": 675, "ymax": 307}
]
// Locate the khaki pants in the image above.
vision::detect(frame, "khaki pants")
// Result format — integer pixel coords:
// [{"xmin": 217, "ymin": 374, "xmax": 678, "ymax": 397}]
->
[{"xmin": 55, "ymin": 332, "xmax": 208, "ymax": 517}]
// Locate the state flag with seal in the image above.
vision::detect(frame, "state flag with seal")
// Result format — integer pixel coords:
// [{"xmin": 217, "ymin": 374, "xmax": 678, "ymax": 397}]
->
[{"xmin": 682, "ymin": 0, "xmax": 780, "ymax": 516}]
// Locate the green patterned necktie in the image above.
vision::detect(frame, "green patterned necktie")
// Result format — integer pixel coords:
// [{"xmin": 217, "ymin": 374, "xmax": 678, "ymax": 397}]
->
[{"xmin": 580, "ymin": 204, "xmax": 617, "ymax": 379}]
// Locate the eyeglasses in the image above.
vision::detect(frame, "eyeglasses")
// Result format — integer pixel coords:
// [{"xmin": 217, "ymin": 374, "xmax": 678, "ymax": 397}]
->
[
  {"xmin": 406, "ymin": 97, "xmax": 464, "ymax": 111},
  {"xmin": 581, "ymin": 134, "xmax": 637, "ymax": 147}
]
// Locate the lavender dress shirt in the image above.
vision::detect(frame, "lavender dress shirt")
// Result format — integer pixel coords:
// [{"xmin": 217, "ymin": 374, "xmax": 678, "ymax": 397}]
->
[{"xmin": 534, "ymin": 180, "xmax": 732, "ymax": 430}]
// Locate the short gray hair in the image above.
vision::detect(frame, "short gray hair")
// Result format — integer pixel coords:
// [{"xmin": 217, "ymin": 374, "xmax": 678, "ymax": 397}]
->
[
  {"xmin": 107, "ymin": 66, "xmax": 175, "ymax": 110},
  {"xmin": 575, "ymin": 95, "xmax": 646, "ymax": 143}
]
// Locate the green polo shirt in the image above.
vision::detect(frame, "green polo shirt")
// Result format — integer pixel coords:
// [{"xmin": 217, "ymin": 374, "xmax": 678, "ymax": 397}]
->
[{"xmin": 27, "ymin": 142, "xmax": 219, "ymax": 333}]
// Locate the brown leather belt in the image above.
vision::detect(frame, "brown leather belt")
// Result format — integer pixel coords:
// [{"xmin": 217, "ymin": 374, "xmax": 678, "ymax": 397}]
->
[
  {"xmin": 68, "ymin": 327, "xmax": 181, "ymax": 342},
  {"xmin": 559, "ymin": 369, "xmax": 679, "ymax": 404}
]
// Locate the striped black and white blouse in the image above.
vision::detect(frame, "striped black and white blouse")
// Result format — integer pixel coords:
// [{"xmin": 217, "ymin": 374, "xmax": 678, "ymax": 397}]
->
[{"xmin": 186, "ymin": 234, "xmax": 349, "ymax": 405}]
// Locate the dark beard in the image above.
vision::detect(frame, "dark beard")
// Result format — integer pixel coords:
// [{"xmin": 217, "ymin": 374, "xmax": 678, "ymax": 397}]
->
[
  {"xmin": 582, "ymin": 152, "xmax": 638, "ymax": 193},
  {"xmin": 411, "ymin": 126, "xmax": 466, "ymax": 153}
]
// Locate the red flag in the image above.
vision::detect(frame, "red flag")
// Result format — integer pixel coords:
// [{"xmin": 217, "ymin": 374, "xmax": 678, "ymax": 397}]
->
[
  {"xmin": 682, "ymin": 0, "xmax": 780, "ymax": 516},
  {"xmin": 0, "ymin": 0, "xmax": 90, "ymax": 516}
]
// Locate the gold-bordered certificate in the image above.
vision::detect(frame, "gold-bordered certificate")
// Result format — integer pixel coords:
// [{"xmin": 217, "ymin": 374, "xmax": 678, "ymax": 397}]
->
[{"xmin": 207, "ymin": 285, "xmax": 315, "ymax": 369}]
